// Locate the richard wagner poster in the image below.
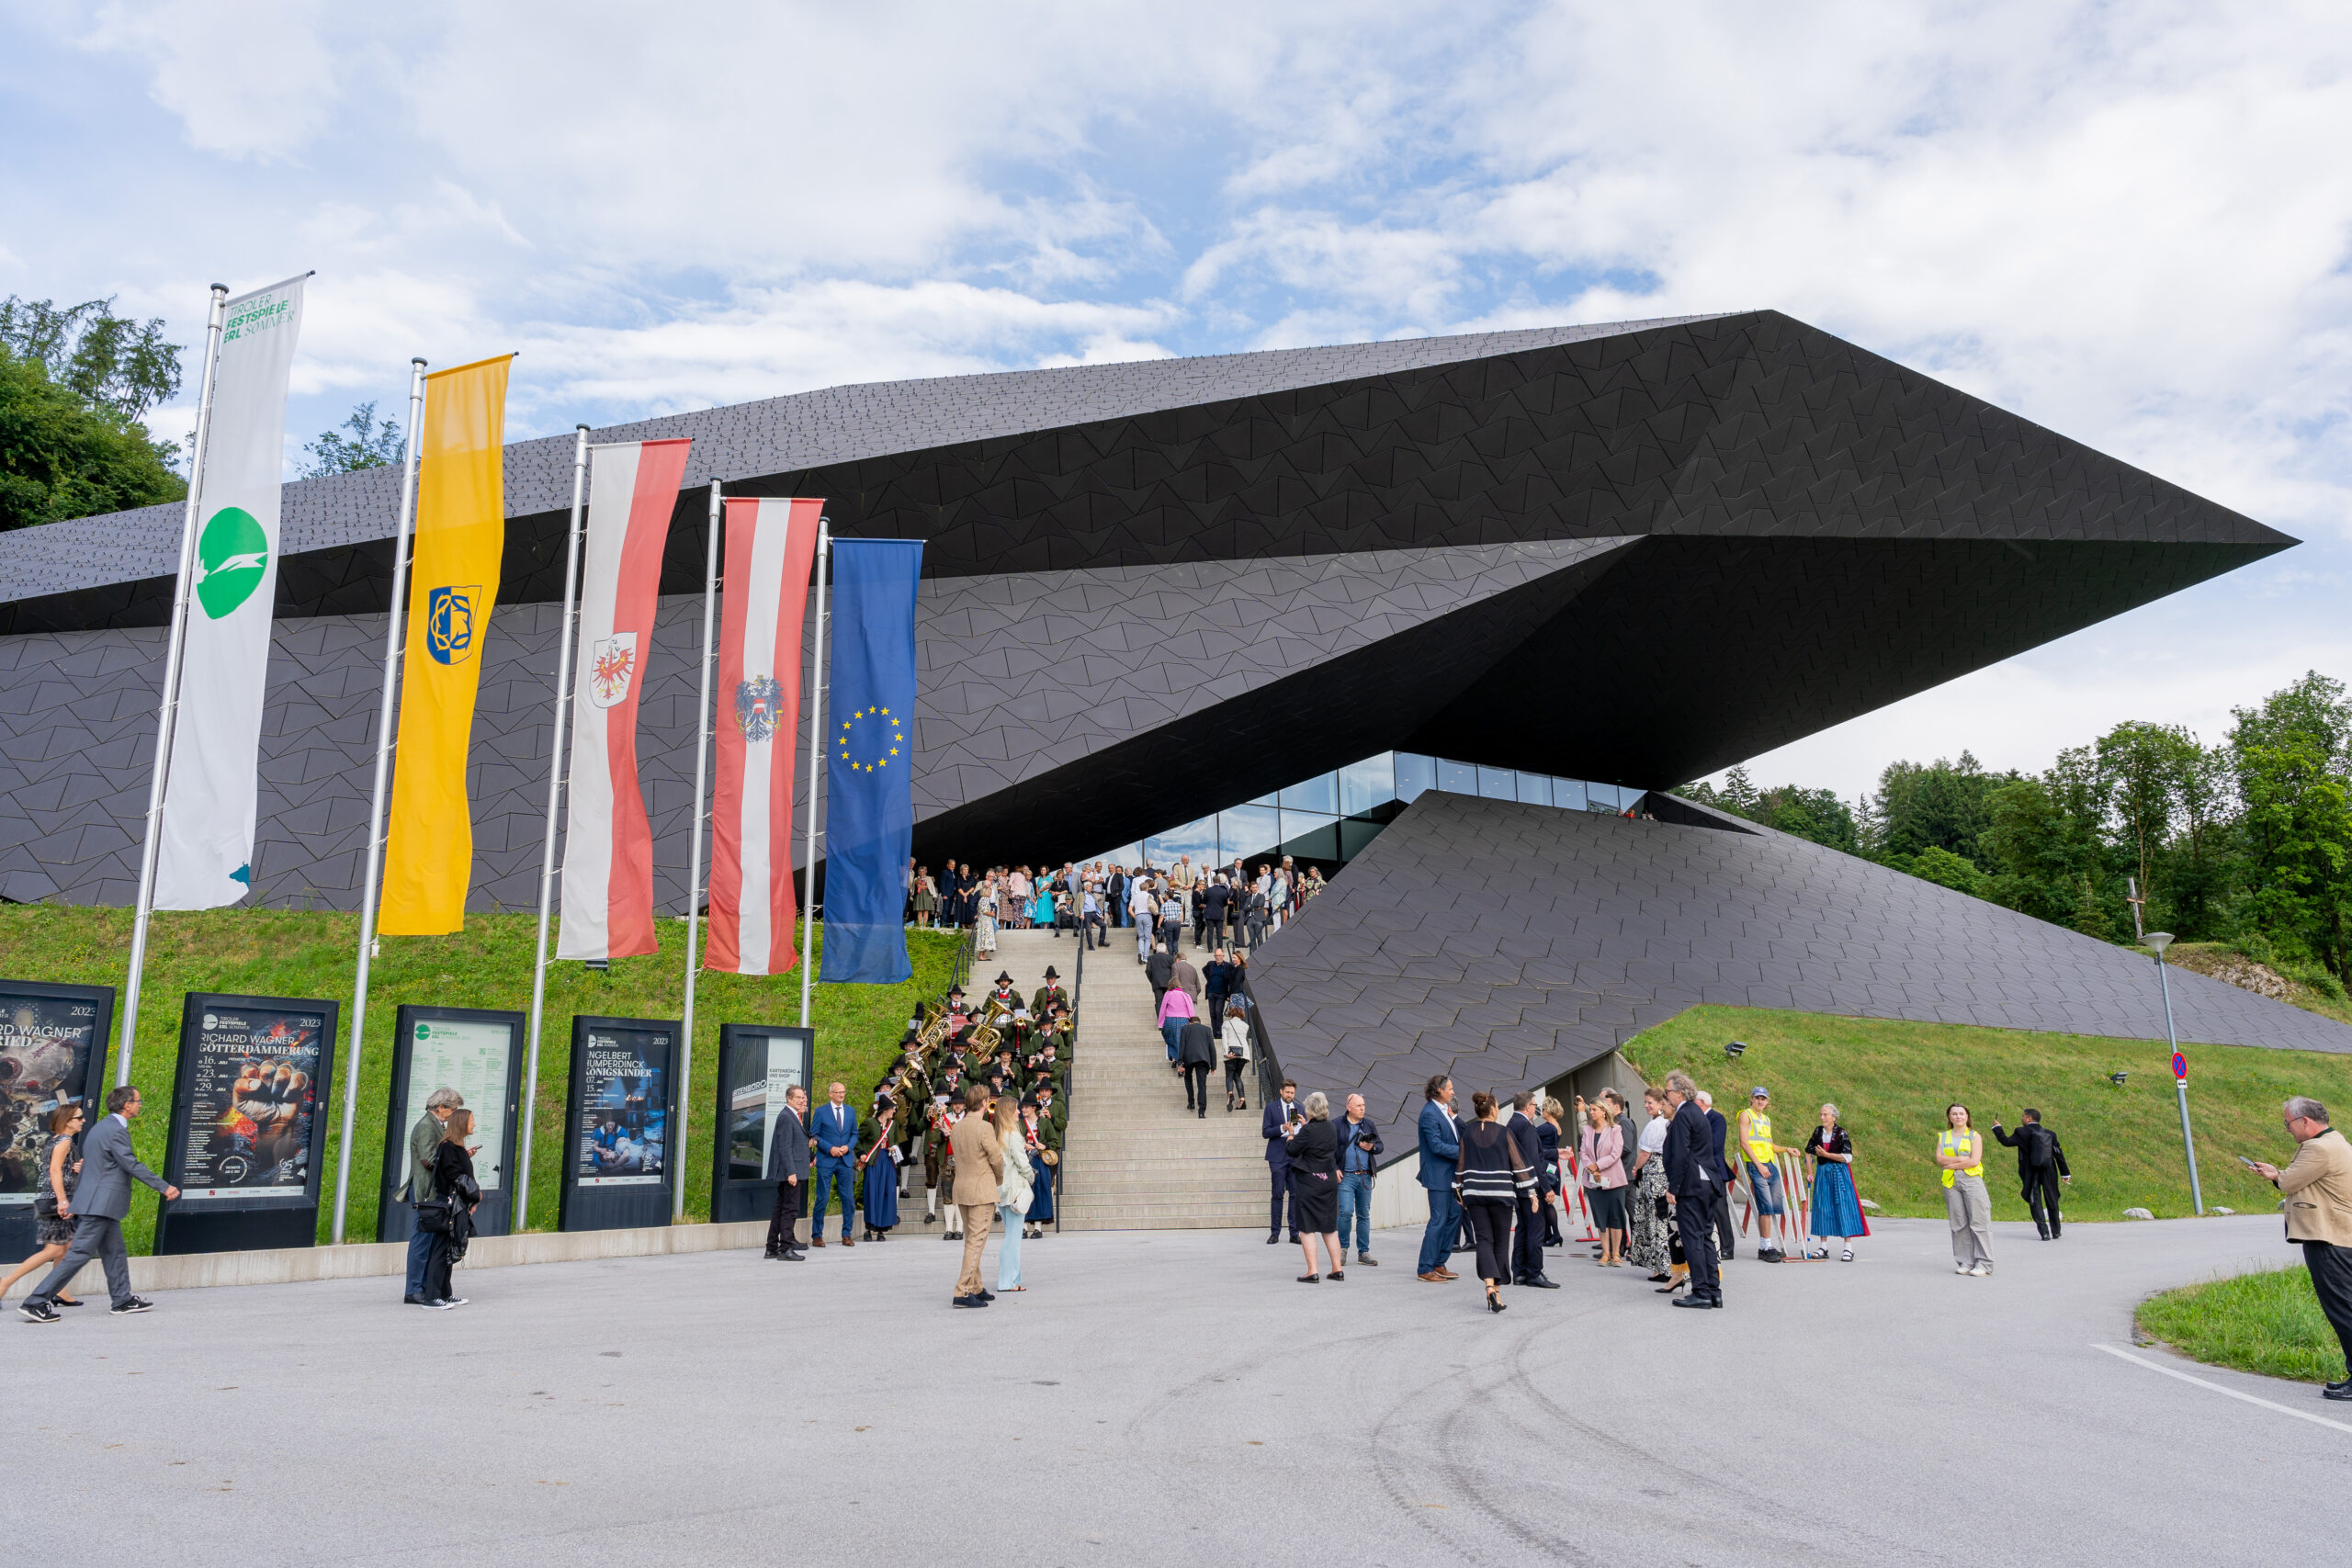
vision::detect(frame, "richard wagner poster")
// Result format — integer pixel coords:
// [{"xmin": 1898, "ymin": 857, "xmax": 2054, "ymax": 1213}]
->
[
  {"xmin": 574, "ymin": 1024, "xmax": 669, "ymax": 1187},
  {"xmin": 175, "ymin": 1002, "xmax": 326, "ymax": 1199},
  {"xmin": 0, "ymin": 987, "xmax": 107, "ymax": 1204}
]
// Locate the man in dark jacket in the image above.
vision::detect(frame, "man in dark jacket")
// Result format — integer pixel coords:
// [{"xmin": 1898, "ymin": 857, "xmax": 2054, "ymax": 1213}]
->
[
  {"xmin": 1507, "ymin": 1091, "xmax": 1558, "ymax": 1289},
  {"xmin": 1178, "ymin": 1017, "xmax": 1216, "ymax": 1117},
  {"xmin": 1992, "ymin": 1109, "xmax": 2072, "ymax": 1239},
  {"xmin": 1417, "ymin": 1076, "xmax": 1461, "ymax": 1281},
  {"xmin": 1263, "ymin": 1078, "xmax": 1303, "ymax": 1244},
  {"xmin": 1662, "ymin": 1071, "xmax": 1726, "ymax": 1309},
  {"xmin": 1146, "ymin": 946, "xmax": 1175, "ymax": 1015},
  {"xmin": 764, "ymin": 1085, "xmax": 811, "ymax": 1259},
  {"xmin": 1699, "ymin": 1089, "xmax": 1736, "ymax": 1261}
]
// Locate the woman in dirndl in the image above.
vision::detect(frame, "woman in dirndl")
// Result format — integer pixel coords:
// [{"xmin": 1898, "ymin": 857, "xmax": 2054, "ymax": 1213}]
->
[
  {"xmin": 1021, "ymin": 1097, "xmax": 1056, "ymax": 1236},
  {"xmin": 975, "ymin": 882, "xmax": 999, "ymax": 957},
  {"xmin": 1804, "ymin": 1102, "xmax": 1868, "ymax": 1261},
  {"xmin": 1626, "ymin": 1084, "xmax": 1675, "ymax": 1281}
]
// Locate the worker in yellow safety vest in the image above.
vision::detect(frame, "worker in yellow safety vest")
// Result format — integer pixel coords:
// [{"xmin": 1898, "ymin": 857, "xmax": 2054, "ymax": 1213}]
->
[
  {"xmin": 1935, "ymin": 1104, "xmax": 1994, "ymax": 1276},
  {"xmin": 1739, "ymin": 1088, "xmax": 1798, "ymax": 1259}
]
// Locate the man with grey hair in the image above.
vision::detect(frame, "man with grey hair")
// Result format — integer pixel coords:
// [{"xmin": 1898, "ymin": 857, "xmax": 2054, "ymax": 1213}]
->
[
  {"xmin": 401, "ymin": 1088, "xmax": 463, "ymax": 1307},
  {"xmin": 2250, "ymin": 1096, "xmax": 2352, "ymax": 1399},
  {"xmin": 1661, "ymin": 1072, "xmax": 1726, "ymax": 1309}
]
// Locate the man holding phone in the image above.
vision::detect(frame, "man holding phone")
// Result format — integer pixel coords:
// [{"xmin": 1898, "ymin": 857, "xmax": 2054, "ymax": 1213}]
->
[
  {"xmin": 1992, "ymin": 1108, "xmax": 2072, "ymax": 1240},
  {"xmin": 2248, "ymin": 1096, "xmax": 2352, "ymax": 1401},
  {"xmin": 1336, "ymin": 1093, "xmax": 1385, "ymax": 1268}
]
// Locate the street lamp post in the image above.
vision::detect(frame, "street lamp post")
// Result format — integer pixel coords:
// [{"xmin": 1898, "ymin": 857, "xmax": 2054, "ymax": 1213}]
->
[{"xmin": 2143, "ymin": 931, "xmax": 2203, "ymax": 1215}]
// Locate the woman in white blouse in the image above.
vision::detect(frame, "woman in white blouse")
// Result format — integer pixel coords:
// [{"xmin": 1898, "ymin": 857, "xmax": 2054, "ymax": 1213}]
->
[
  {"xmin": 1220, "ymin": 1000, "xmax": 1252, "ymax": 1112},
  {"xmin": 1626, "ymin": 1085, "xmax": 1676, "ymax": 1283}
]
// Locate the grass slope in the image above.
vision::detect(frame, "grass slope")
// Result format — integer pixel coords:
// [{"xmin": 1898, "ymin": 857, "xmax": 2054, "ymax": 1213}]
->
[
  {"xmin": 2137, "ymin": 1265, "xmax": 2347, "ymax": 1384},
  {"xmin": 0, "ymin": 907, "xmax": 963, "ymax": 1253},
  {"xmin": 1621, "ymin": 1005, "xmax": 2352, "ymax": 1224}
]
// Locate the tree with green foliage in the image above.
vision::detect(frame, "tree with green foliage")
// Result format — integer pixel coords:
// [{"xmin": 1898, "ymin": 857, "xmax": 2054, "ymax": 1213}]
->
[
  {"xmin": 1874, "ymin": 752, "xmax": 2015, "ymax": 864},
  {"xmin": 0, "ymin": 295, "xmax": 187, "ymax": 530},
  {"xmin": 1751, "ymin": 784, "xmax": 1860, "ymax": 853},
  {"xmin": 1981, "ymin": 775, "xmax": 2099, "ymax": 925},
  {"xmin": 1893, "ymin": 843, "xmax": 1992, "ymax": 897},
  {"xmin": 2229, "ymin": 672, "xmax": 2352, "ymax": 983},
  {"xmin": 301, "ymin": 401, "xmax": 406, "ymax": 478}
]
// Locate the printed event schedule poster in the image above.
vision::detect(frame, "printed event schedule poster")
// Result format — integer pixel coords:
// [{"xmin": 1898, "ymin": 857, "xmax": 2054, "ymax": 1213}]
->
[
  {"xmin": 0, "ymin": 984, "xmax": 111, "ymax": 1206},
  {"xmin": 574, "ymin": 1024, "xmax": 670, "ymax": 1188},
  {"xmin": 176, "ymin": 1002, "xmax": 326, "ymax": 1199},
  {"xmin": 401, "ymin": 1015, "xmax": 514, "ymax": 1192},
  {"xmin": 722, "ymin": 1028, "xmax": 810, "ymax": 1182}
]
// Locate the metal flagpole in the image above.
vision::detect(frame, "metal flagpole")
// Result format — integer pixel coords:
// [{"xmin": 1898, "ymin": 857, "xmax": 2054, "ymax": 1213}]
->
[
  {"xmin": 519, "ymin": 426, "xmax": 592, "ymax": 1229},
  {"xmin": 330, "ymin": 356, "xmax": 427, "ymax": 1245},
  {"xmin": 797, "ymin": 517, "xmax": 831, "ymax": 1028},
  {"xmin": 116, "ymin": 284, "xmax": 230, "ymax": 1089},
  {"xmin": 677, "ymin": 479, "xmax": 721, "ymax": 1221}
]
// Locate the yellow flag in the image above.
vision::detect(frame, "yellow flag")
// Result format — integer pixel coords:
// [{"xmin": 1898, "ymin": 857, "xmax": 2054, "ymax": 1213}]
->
[{"xmin": 379, "ymin": 355, "xmax": 512, "ymax": 935}]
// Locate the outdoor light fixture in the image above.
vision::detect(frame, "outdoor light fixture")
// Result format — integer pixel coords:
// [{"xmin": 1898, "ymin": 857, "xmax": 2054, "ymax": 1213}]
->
[
  {"xmin": 2109, "ymin": 1072, "xmax": 2130, "ymax": 1086},
  {"xmin": 1724, "ymin": 1041, "xmax": 1747, "ymax": 1058}
]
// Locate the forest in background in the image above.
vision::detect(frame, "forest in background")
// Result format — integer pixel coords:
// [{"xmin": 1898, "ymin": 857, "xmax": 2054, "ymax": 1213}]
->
[{"xmin": 1679, "ymin": 671, "xmax": 2352, "ymax": 1000}]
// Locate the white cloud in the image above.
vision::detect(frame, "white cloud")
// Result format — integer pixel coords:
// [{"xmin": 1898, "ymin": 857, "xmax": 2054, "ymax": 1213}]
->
[{"xmin": 75, "ymin": 0, "xmax": 345, "ymax": 161}]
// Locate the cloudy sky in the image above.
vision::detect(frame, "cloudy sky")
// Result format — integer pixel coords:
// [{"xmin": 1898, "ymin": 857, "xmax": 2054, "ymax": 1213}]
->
[{"xmin": 5, "ymin": 1, "xmax": 2347, "ymax": 799}]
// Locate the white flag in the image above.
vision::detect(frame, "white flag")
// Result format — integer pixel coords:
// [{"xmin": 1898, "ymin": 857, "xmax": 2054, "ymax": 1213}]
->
[{"xmin": 155, "ymin": 275, "xmax": 305, "ymax": 909}]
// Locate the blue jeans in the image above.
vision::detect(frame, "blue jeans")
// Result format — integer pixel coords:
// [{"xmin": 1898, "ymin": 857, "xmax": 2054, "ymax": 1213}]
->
[
  {"xmin": 1419, "ymin": 1184, "xmax": 1461, "ymax": 1275},
  {"xmin": 1746, "ymin": 1160, "xmax": 1784, "ymax": 1217},
  {"xmin": 812, "ymin": 1161, "xmax": 856, "ymax": 1237},
  {"xmin": 1161, "ymin": 1018, "xmax": 1184, "ymax": 1061},
  {"xmin": 997, "ymin": 1202, "xmax": 1023, "ymax": 1289},
  {"xmin": 1338, "ymin": 1170, "xmax": 1374, "ymax": 1253},
  {"xmin": 405, "ymin": 1221, "xmax": 434, "ymax": 1299}
]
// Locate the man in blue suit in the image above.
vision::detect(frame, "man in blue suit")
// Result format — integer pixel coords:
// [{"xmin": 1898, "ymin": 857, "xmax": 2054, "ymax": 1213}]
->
[
  {"xmin": 1416, "ymin": 1074, "xmax": 1461, "ymax": 1281},
  {"xmin": 809, "ymin": 1081, "xmax": 860, "ymax": 1247},
  {"xmin": 1263, "ymin": 1077, "xmax": 1302, "ymax": 1244}
]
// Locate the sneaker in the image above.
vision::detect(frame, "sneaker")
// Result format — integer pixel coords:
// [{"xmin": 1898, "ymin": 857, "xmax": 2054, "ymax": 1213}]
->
[
  {"xmin": 441, "ymin": 1296, "xmax": 469, "ymax": 1308},
  {"xmin": 19, "ymin": 1300, "xmax": 60, "ymax": 1324},
  {"xmin": 1967, "ymin": 1262, "xmax": 1991, "ymax": 1277},
  {"xmin": 1357, "ymin": 1255, "xmax": 1379, "ymax": 1267},
  {"xmin": 108, "ymin": 1297, "xmax": 154, "ymax": 1315},
  {"xmin": 1955, "ymin": 1262, "xmax": 1971, "ymax": 1275},
  {"xmin": 424, "ymin": 1298, "xmax": 457, "ymax": 1310}
]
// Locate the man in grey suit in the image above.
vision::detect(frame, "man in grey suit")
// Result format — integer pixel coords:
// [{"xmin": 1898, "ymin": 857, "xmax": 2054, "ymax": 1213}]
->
[
  {"xmin": 402, "ymin": 1088, "xmax": 463, "ymax": 1305},
  {"xmin": 764, "ymin": 1086, "xmax": 811, "ymax": 1260},
  {"xmin": 20, "ymin": 1084, "xmax": 177, "ymax": 1322}
]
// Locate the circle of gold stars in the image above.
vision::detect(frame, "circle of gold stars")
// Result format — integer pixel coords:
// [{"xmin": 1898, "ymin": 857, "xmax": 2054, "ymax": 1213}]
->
[{"xmin": 839, "ymin": 705, "xmax": 907, "ymax": 773}]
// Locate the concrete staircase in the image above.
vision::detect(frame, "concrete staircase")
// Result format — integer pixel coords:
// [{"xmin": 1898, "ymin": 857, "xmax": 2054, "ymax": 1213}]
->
[{"xmin": 1057, "ymin": 932, "xmax": 1269, "ymax": 1231}]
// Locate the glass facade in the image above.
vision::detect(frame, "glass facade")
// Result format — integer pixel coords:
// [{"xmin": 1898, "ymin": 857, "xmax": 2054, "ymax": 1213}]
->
[{"xmin": 1083, "ymin": 754, "xmax": 1651, "ymax": 872}]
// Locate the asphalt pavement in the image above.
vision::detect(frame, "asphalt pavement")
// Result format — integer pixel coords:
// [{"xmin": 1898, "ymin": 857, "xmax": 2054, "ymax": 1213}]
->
[{"xmin": 11, "ymin": 1212, "xmax": 2341, "ymax": 1566}]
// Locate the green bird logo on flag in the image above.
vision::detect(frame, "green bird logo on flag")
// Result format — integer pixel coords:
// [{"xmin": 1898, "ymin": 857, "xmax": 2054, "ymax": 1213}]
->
[{"xmin": 196, "ymin": 506, "xmax": 270, "ymax": 620}]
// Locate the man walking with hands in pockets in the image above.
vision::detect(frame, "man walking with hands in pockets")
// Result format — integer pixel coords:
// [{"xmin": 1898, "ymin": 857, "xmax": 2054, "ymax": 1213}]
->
[{"xmin": 19, "ymin": 1085, "xmax": 178, "ymax": 1322}]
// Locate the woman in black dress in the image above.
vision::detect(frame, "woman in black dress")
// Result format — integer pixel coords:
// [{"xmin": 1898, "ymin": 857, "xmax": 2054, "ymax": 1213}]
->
[
  {"xmin": 0, "ymin": 1106, "xmax": 85, "ymax": 1306},
  {"xmin": 1283, "ymin": 1091, "xmax": 1344, "ymax": 1282},
  {"xmin": 1454, "ymin": 1091, "xmax": 1537, "ymax": 1312},
  {"xmin": 422, "ymin": 1109, "xmax": 481, "ymax": 1310}
]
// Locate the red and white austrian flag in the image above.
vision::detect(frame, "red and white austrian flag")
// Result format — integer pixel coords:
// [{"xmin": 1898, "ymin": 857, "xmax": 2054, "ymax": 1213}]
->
[
  {"xmin": 558, "ymin": 437, "xmax": 690, "ymax": 960},
  {"xmin": 706, "ymin": 497, "xmax": 823, "ymax": 975}
]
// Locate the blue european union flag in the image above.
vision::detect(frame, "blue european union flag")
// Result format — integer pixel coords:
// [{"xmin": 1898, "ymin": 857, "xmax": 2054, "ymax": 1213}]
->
[{"xmin": 820, "ymin": 538, "xmax": 923, "ymax": 984}]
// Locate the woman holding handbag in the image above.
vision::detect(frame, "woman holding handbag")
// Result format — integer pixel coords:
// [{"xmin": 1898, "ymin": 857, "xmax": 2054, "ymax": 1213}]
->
[{"xmin": 420, "ymin": 1109, "xmax": 481, "ymax": 1310}]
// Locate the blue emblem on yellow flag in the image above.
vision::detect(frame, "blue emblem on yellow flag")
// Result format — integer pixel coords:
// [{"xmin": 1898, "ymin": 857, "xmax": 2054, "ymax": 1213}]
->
[
  {"xmin": 820, "ymin": 539, "xmax": 923, "ymax": 984},
  {"xmin": 426, "ymin": 584, "xmax": 481, "ymax": 665}
]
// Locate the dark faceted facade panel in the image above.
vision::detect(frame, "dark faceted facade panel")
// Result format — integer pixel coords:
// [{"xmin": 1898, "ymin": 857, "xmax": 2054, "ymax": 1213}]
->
[
  {"xmin": 1247, "ymin": 792, "xmax": 2352, "ymax": 1136},
  {"xmin": 0, "ymin": 311, "xmax": 2301, "ymax": 900}
]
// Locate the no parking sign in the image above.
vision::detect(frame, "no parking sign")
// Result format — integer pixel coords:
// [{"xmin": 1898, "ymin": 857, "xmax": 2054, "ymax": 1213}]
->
[{"xmin": 2171, "ymin": 1050, "xmax": 2188, "ymax": 1083}]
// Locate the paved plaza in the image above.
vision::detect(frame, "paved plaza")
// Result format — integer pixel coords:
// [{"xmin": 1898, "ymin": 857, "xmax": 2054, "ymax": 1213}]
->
[{"xmin": 14, "ymin": 1213, "xmax": 2337, "ymax": 1566}]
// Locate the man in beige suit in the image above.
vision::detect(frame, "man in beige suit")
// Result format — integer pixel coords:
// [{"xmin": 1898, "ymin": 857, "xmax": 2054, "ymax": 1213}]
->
[
  {"xmin": 949, "ymin": 1084, "xmax": 1005, "ymax": 1308},
  {"xmin": 2251, "ymin": 1095, "xmax": 2352, "ymax": 1400}
]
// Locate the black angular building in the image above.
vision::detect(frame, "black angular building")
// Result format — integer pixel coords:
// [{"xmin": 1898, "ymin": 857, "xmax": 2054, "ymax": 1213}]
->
[{"xmin": 1, "ymin": 310, "xmax": 2335, "ymax": 1113}]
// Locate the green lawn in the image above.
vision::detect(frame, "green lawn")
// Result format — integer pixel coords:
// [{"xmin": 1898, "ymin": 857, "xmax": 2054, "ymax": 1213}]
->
[
  {"xmin": 2137, "ymin": 1265, "xmax": 2347, "ymax": 1384},
  {"xmin": 1621, "ymin": 1005, "xmax": 2352, "ymax": 1224},
  {"xmin": 0, "ymin": 906, "xmax": 963, "ymax": 1251}
]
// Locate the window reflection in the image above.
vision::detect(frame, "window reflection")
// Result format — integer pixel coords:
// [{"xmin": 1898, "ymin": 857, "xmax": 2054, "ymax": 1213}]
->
[
  {"xmin": 1278, "ymin": 773, "xmax": 1339, "ymax": 815},
  {"xmin": 1091, "ymin": 752, "xmax": 1646, "ymax": 874}
]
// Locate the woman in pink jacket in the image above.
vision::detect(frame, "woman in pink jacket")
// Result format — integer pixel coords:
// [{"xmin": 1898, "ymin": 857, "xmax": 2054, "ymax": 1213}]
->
[{"xmin": 1579, "ymin": 1100, "xmax": 1630, "ymax": 1268}]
